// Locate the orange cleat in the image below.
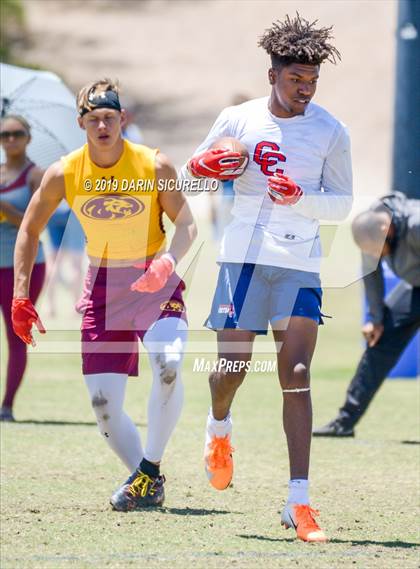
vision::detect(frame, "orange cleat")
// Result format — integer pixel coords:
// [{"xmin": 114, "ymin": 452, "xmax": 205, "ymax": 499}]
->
[
  {"xmin": 281, "ymin": 503, "xmax": 327, "ymax": 543},
  {"xmin": 204, "ymin": 434, "xmax": 234, "ymax": 490}
]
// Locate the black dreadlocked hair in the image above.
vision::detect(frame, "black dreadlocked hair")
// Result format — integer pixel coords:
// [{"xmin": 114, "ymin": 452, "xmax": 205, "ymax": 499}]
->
[{"xmin": 258, "ymin": 13, "xmax": 341, "ymax": 68}]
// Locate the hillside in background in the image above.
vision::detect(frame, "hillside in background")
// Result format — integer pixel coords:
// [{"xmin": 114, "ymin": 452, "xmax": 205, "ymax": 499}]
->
[{"xmin": 17, "ymin": 0, "xmax": 396, "ymax": 201}]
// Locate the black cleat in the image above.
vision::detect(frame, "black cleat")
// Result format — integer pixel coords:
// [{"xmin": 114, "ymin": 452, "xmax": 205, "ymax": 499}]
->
[
  {"xmin": 313, "ymin": 419, "xmax": 355, "ymax": 438},
  {"xmin": 110, "ymin": 469, "xmax": 165, "ymax": 511}
]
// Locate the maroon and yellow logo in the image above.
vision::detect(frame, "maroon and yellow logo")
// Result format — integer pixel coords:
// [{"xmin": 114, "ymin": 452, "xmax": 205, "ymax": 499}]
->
[
  {"xmin": 160, "ymin": 300, "xmax": 185, "ymax": 313},
  {"xmin": 81, "ymin": 196, "xmax": 144, "ymax": 220}
]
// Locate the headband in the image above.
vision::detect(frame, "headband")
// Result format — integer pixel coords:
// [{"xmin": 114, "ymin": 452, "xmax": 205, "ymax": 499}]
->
[{"xmin": 79, "ymin": 89, "xmax": 121, "ymax": 116}]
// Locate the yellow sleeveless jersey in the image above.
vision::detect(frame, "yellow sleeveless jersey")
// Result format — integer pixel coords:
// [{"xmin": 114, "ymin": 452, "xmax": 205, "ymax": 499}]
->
[{"xmin": 61, "ymin": 140, "xmax": 166, "ymax": 261}]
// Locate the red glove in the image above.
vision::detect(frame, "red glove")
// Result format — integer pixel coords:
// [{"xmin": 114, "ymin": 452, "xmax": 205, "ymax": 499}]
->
[
  {"xmin": 11, "ymin": 298, "xmax": 46, "ymax": 346},
  {"xmin": 267, "ymin": 173, "xmax": 303, "ymax": 206},
  {"xmin": 188, "ymin": 148, "xmax": 246, "ymax": 181},
  {"xmin": 131, "ymin": 254, "xmax": 175, "ymax": 293}
]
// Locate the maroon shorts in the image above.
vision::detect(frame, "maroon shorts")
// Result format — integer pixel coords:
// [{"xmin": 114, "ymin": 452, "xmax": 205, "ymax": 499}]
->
[{"xmin": 80, "ymin": 265, "xmax": 187, "ymax": 376}]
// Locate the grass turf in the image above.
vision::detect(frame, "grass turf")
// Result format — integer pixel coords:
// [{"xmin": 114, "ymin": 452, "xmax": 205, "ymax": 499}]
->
[{"xmin": 1, "ymin": 285, "xmax": 419, "ymax": 568}]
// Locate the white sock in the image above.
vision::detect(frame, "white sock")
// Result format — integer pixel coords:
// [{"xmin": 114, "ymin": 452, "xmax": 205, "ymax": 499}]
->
[
  {"xmin": 207, "ymin": 408, "xmax": 232, "ymax": 438},
  {"xmin": 142, "ymin": 318, "xmax": 187, "ymax": 463},
  {"xmin": 84, "ymin": 373, "xmax": 143, "ymax": 472},
  {"xmin": 287, "ymin": 479, "xmax": 309, "ymax": 505}
]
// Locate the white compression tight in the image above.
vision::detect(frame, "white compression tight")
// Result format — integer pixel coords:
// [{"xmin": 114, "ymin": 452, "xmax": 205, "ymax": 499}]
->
[
  {"xmin": 84, "ymin": 372, "xmax": 142, "ymax": 472},
  {"xmin": 142, "ymin": 317, "xmax": 186, "ymax": 463},
  {"xmin": 84, "ymin": 317, "xmax": 187, "ymax": 472}
]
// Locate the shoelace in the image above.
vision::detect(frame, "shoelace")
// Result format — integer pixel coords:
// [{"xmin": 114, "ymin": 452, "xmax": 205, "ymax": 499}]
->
[
  {"xmin": 128, "ymin": 472, "xmax": 156, "ymax": 497},
  {"xmin": 294, "ymin": 505, "xmax": 322, "ymax": 532},
  {"xmin": 208, "ymin": 435, "xmax": 234, "ymax": 469}
]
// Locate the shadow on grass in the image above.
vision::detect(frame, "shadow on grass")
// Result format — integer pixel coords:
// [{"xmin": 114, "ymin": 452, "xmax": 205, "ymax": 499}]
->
[
  {"xmin": 239, "ymin": 534, "xmax": 419, "ymax": 548},
  {"xmin": 8, "ymin": 420, "xmax": 147, "ymax": 427},
  {"xmin": 400, "ymin": 440, "xmax": 420, "ymax": 445},
  {"xmin": 238, "ymin": 534, "xmax": 294, "ymax": 543},
  {"xmin": 330, "ymin": 538, "xmax": 419, "ymax": 548},
  {"xmin": 164, "ymin": 507, "xmax": 241, "ymax": 516}
]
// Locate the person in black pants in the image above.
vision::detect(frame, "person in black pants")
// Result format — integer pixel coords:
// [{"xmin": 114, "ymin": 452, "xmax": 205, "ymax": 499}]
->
[{"xmin": 314, "ymin": 192, "xmax": 420, "ymax": 437}]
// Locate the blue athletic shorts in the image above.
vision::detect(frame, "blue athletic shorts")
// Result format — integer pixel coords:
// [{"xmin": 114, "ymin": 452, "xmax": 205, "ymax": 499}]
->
[{"xmin": 205, "ymin": 263, "xmax": 323, "ymax": 335}]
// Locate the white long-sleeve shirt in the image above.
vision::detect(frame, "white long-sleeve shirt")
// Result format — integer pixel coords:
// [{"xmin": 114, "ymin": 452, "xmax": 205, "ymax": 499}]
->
[{"xmin": 180, "ymin": 96, "xmax": 353, "ymax": 272}]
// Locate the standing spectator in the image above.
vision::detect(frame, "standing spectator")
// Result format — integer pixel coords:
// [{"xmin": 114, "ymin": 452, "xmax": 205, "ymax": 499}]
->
[{"xmin": 0, "ymin": 115, "xmax": 45, "ymax": 421}]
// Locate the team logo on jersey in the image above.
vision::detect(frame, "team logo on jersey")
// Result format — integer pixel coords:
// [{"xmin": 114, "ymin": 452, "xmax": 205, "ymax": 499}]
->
[
  {"xmin": 81, "ymin": 196, "xmax": 144, "ymax": 220},
  {"xmin": 160, "ymin": 300, "xmax": 185, "ymax": 313},
  {"xmin": 253, "ymin": 141, "xmax": 286, "ymax": 176}
]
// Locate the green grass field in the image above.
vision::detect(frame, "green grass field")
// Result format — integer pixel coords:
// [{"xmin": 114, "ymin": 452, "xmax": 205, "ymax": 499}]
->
[{"xmin": 1, "ymin": 283, "xmax": 419, "ymax": 569}]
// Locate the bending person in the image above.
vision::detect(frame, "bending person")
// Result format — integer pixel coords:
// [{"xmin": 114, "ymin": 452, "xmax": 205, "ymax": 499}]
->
[{"xmin": 314, "ymin": 192, "xmax": 420, "ymax": 437}]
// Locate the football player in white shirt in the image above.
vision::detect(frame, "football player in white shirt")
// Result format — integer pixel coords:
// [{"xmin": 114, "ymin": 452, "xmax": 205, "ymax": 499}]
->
[{"xmin": 181, "ymin": 14, "xmax": 353, "ymax": 543}]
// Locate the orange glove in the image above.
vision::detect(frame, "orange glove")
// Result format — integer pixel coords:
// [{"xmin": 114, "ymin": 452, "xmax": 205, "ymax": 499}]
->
[
  {"xmin": 130, "ymin": 254, "xmax": 176, "ymax": 293},
  {"xmin": 11, "ymin": 298, "xmax": 46, "ymax": 346},
  {"xmin": 267, "ymin": 173, "xmax": 303, "ymax": 206}
]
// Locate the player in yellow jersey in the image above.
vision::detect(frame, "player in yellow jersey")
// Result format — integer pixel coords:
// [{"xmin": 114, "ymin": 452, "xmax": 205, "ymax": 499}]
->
[{"xmin": 12, "ymin": 79, "xmax": 197, "ymax": 511}]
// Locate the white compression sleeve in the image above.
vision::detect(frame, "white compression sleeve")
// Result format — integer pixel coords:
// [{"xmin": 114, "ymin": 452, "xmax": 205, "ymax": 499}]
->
[
  {"xmin": 142, "ymin": 317, "xmax": 188, "ymax": 463},
  {"xmin": 84, "ymin": 373, "xmax": 143, "ymax": 472}
]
